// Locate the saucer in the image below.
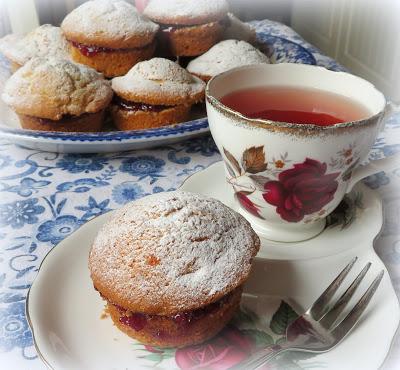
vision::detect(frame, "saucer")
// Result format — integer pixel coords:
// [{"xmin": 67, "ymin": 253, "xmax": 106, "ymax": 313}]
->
[{"xmin": 180, "ymin": 161, "xmax": 384, "ymax": 261}]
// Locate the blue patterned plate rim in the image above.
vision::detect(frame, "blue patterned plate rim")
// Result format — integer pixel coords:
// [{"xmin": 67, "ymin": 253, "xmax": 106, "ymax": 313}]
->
[
  {"xmin": 255, "ymin": 34, "xmax": 317, "ymax": 65},
  {"xmin": 0, "ymin": 117, "xmax": 209, "ymax": 142}
]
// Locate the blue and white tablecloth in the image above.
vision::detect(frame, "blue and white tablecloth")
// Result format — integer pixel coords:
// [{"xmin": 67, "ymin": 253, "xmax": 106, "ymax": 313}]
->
[{"xmin": 0, "ymin": 21, "xmax": 399, "ymax": 370}]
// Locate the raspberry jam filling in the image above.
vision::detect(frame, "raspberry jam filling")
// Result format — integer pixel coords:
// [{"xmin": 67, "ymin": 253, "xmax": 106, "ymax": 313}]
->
[
  {"xmin": 70, "ymin": 41, "xmax": 145, "ymax": 57},
  {"xmin": 113, "ymin": 96, "xmax": 170, "ymax": 113},
  {"xmin": 114, "ymin": 291, "xmax": 233, "ymax": 333}
]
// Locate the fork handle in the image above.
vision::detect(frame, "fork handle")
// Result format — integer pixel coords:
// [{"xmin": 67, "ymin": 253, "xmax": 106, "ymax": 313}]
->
[{"xmin": 229, "ymin": 344, "xmax": 288, "ymax": 370}]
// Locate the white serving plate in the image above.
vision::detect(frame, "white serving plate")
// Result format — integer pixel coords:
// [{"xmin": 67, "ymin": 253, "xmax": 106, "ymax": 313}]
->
[{"xmin": 26, "ymin": 162, "xmax": 399, "ymax": 370}]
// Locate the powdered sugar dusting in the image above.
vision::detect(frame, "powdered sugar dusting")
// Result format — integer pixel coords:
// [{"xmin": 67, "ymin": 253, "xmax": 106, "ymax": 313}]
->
[
  {"xmin": 89, "ymin": 191, "xmax": 260, "ymax": 315},
  {"xmin": 2, "ymin": 57, "xmax": 113, "ymax": 120},
  {"xmin": 0, "ymin": 25, "xmax": 69, "ymax": 65},
  {"xmin": 112, "ymin": 58, "xmax": 205, "ymax": 104},
  {"xmin": 187, "ymin": 39, "xmax": 270, "ymax": 78},
  {"xmin": 61, "ymin": 0, "xmax": 158, "ymax": 46},
  {"xmin": 144, "ymin": 0, "xmax": 229, "ymax": 25}
]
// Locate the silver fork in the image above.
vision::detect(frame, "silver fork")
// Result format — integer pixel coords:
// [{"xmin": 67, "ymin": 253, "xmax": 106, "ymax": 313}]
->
[{"xmin": 230, "ymin": 257, "xmax": 384, "ymax": 370}]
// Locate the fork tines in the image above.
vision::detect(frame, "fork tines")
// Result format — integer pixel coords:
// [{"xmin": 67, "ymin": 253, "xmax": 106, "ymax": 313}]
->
[{"xmin": 310, "ymin": 257, "xmax": 384, "ymax": 334}]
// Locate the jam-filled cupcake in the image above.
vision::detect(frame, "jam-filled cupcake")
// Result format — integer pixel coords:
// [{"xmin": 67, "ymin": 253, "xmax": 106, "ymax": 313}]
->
[
  {"xmin": 143, "ymin": 0, "xmax": 229, "ymax": 57},
  {"xmin": 187, "ymin": 39, "xmax": 270, "ymax": 82},
  {"xmin": 89, "ymin": 191, "xmax": 260, "ymax": 348},
  {"xmin": 0, "ymin": 25, "xmax": 69, "ymax": 72},
  {"xmin": 2, "ymin": 57, "xmax": 113, "ymax": 132},
  {"xmin": 111, "ymin": 58, "xmax": 205, "ymax": 130},
  {"xmin": 61, "ymin": 0, "xmax": 159, "ymax": 78}
]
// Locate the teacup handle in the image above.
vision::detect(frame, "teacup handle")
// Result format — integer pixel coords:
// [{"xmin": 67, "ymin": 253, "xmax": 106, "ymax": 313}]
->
[
  {"xmin": 347, "ymin": 155, "xmax": 400, "ymax": 193},
  {"xmin": 347, "ymin": 101, "xmax": 400, "ymax": 193}
]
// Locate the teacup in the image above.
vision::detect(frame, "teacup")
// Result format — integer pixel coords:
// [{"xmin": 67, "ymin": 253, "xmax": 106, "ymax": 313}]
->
[{"xmin": 206, "ymin": 63, "xmax": 398, "ymax": 242}]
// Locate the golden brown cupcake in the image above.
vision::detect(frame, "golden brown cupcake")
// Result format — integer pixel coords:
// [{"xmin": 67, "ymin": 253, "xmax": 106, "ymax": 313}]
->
[
  {"xmin": 143, "ymin": 0, "xmax": 229, "ymax": 57},
  {"xmin": 0, "ymin": 25, "xmax": 69, "ymax": 72},
  {"xmin": 89, "ymin": 191, "xmax": 260, "ymax": 348},
  {"xmin": 2, "ymin": 57, "xmax": 113, "ymax": 132},
  {"xmin": 61, "ymin": 0, "xmax": 159, "ymax": 78},
  {"xmin": 187, "ymin": 39, "xmax": 270, "ymax": 82},
  {"xmin": 111, "ymin": 58, "xmax": 205, "ymax": 130}
]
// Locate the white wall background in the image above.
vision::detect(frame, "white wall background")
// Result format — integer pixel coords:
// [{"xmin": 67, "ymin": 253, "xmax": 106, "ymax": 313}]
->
[{"xmin": 291, "ymin": 0, "xmax": 400, "ymax": 102}]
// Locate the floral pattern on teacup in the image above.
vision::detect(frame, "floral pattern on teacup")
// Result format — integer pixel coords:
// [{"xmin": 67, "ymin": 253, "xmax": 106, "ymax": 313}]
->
[
  {"xmin": 222, "ymin": 145, "xmax": 358, "ymax": 222},
  {"xmin": 263, "ymin": 159, "xmax": 340, "ymax": 222}
]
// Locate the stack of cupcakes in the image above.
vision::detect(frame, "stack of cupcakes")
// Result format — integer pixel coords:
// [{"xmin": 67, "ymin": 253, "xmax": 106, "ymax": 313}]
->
[{"xmin": 0, "ymin": 0, "xmax": 272, "ymax": 133}]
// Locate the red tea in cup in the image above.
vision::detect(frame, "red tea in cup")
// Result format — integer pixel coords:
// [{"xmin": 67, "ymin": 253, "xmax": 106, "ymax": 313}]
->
[{"xmin": 220, "ymin": 86, "xmax": 372, "ymax": 126}]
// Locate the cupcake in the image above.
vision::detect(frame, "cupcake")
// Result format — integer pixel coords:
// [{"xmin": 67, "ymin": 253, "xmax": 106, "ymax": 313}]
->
[
  {"xmin": 0, "ymin": 25, "xmax": 69, "ymax": 72},
  {"xmin": 89, "ymin": 191, "xmax": 260, "ymax": 348},
  {"xmin": 61, "ymin": 0, "xmax": 159, "ymax": 78},
  {"xmin": 2, "ymin": 58, "xmax": 113, "ymax": 132},
  {"xmin": 143, "ymin": 0, "xmax": 229, "ymax": 57},
  {"xmin": 187, "ymin": 39, "xmax": 270, "ymax": 82},
  {"xmin": 111, "ymin": 58, "xmax": 205, "ymax": 130}
]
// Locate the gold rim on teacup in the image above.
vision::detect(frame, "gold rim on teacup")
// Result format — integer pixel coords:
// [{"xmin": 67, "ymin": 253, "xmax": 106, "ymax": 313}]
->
[{"xmin": 206, "ymin": 64, "xmax": 387, "ymax": 137}]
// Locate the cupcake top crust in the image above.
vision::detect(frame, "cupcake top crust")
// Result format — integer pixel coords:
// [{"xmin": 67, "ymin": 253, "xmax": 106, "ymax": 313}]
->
[
  {"xmin": 2, "ymin": 58, "xmax": 113, "ymax": 120},
  {"xmin": 187, "ymin": 39, "xmax": 270, "ymax": 78},
  {"xmin": 89, "ymin": 191, "xmax": 260, "ymax": 315},
  {"xmin": 61, "ymin": 0, "xmax": 159, "ymax": 49},
  {"xmin": 143, "ymin": 0, "xmax": 229, "ymax": 26},
  {"xmin": 112, "ymin": 58, "xmax": 205, "ymax": 105},
  {"xmin": 0, "ymin": 25, "xmax": 69, "ymax": 66}
]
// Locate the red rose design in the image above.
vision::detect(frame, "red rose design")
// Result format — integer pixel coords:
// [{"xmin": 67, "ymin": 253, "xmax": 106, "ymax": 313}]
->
[
  {"xmin": 175, "ymin": 326, "xmax": 254, "ymax": 370},
  {"xmin": 263, "ymin": 158, "xmax": 340, "ymax": 222},
  {"xmin": 236, "ymin": 192, "xmax": 263, "ymax": 219}
]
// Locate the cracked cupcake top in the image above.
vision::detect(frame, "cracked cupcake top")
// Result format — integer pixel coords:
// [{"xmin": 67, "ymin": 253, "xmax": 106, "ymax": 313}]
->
[
  {"xmin": 143, "ymin": 0, "xmax": 229, "ymax": 26},
  {"xmin": 187, "ymin": 39, "xmax": 270, "ymax": 80},
  {"xmin": 0, "ymin": 25, "xmax": 69, "ymax": 66},
  {"xmin": 89, "ymin": 191, "xmax": 260, "ymax": 315},
  {"xmin": 112, "ymin": 58, "xmax": 205, "ymax": 105},
  {"xmin": 61, "ymin": 0, "xmax": 159, "ymax": 49},
  {"xmin": 2, "ymin": 57, "xmax": 113, "ymax": 120}
]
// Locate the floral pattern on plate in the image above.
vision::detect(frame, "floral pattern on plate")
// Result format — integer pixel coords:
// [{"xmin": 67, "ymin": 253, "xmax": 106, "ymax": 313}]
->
[{"xmin": 130, "ymin": 301, "xmax": 310, "ymax": 370}]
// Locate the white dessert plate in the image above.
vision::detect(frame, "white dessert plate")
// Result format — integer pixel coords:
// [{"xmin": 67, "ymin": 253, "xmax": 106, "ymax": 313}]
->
[
  {"xmin": 27, "ymin": 162, "xmax": 399, "ymax": 370},
  {"xmin": 0, "ymin": 20, "xmax": 317, "ymax": 153}
]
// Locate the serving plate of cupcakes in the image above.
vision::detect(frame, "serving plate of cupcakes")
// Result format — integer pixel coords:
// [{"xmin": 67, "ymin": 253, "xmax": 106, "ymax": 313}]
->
[{"xmin": 0, "ymin": 0, "xmax": 317, "ymax": 153}]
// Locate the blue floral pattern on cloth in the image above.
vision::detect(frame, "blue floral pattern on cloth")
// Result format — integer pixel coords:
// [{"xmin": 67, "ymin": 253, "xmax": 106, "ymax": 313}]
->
[
  {"xmin": 0, "ymin": 302, "xmax": 33, "ymax": 352},
  {"xmin": 37, "ymin": 215, "xmax": 84, "ymax": 244},
  {"xmin": 0, "ymin": 199, "xmax": 45, "ymax": 229},
  {"xmin": 120, "ymin": 156, "xmax": 166, "ymax": 183},
  {"xmin": 0, "ymin": 21, "xmax": 399, "ymax": 370},
  {"xmin": 56, "ymin": 154, "xmax": 109, "ymax": 174}
]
